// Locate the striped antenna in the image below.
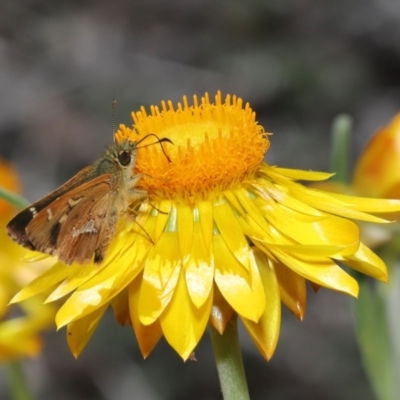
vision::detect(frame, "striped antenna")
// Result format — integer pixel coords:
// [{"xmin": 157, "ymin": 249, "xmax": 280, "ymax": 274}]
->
[{"xmin": 112, "ymin": 98, "xmax": 117, "ymax": 135}]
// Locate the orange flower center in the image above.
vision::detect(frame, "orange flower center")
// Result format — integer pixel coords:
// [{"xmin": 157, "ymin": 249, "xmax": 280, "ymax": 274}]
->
[{"xmin": 115, "ymin": 92, "xmax": 270, "ymax": 200}]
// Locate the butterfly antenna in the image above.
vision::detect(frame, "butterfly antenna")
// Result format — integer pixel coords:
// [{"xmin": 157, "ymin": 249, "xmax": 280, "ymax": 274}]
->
[
  {"xmin": 136, "ymin": 134, "xmax": 173, "ymax": 163},
  {"xmin": 112, "ymin": 98, "xmax": 117, "ymax": 135}
]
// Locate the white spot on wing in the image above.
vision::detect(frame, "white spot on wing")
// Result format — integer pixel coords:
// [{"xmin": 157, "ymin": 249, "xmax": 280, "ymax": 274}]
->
[
  {"xmin": 68, "ymin": 198, "xmax": 82, "ymax": 207},
  {"xmin": 72, "ymin": 220, "xmax": 98, "ymax": 238}
]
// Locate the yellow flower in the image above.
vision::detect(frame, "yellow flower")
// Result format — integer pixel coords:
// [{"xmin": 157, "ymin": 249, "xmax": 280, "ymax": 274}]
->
[
  {"xmin": 12, "ymin": 92, "xmax": 400, "ymax": 361},
  {"xmin": 0, "ymin": 160, "xmax": 54, "ymax": 362},
  {"xmin": 312, "ymin": 114, "xmax": 400, "ymax": 247},
  {"xmin": 353, "ymin": 113, "xmax": 400, "ymax": 199}
]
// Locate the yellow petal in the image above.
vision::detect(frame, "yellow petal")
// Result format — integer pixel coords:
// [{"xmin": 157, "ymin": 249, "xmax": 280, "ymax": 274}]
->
[
  {"xmin": 258, "ymin": 195, "xmax": 361, "ymax": 253},
  {"xmin": 46, "ymin": 264, "xmax": 100, "ymax": 302},
  {"xmin": 223, "ymin": 189, "xmax": 246, "ymax": 216},
  {"xmin": 236, "ymin": 212, "xmax": 274, "ymax": 243},
  {"xmin": 48, "ymin": 223, "xmax": 138, "ymax": 302},
  {"xmin": 11, "ymin": 262, "xmax": 75, "ymax": 303},
  {"xmin": 213, "ymin": 235, "xmax": 264, "ymax": 321},
  {"xmin": 241, "ymin": 248, "xmax": 281, "ymax": 360},
  {"xmin": 336, "ymin": 243, "xmax": 388, "ymax": 282},
  {"xmin": 139, "ymin": 232, "xmax": 181, "ymax": 325},
  {"xmin": 56, "ymin": 235, "xmax": 147, "ymax": 328},
  {"xmin": 154, "ymin": 200, "xmax": 172, "ymax": 241},
  {"xmin": 274, "ymin": 249, "xmax": 359, "ymax": 297},
  {"xmin": 268, "ymin": 243, "xmax": 349, "ymax": 257},
  {"xmin": 0, "ymin": 289, "xmax": 8, "ymax": 318},
  {"xmin": 274, "ymin": 260, "xmax": 306, "ymax": 319},
  {"xmin": 213, "ymin": 201, "xmax": 250, "ymax": 270},
  {"xmin": 185, "ymin": 222, "xmax": 214, "ymax": 308},
  {"xmin": 254, "ymin": 181, "xmax": 323, "ymax": 218},
  {"xmin": 67, "ymin": 304, "xmax": 108, "ymax": 358},
  {"xmin": 272, "ymin": 166, "xmax": 335, "ymax": 181},
  {"xmin": 289, "ymin": 186, "xmax": 395, "ymax": 223},
  {"xmin": 264, "ymin": 167, "xmax": 398, "ymax": 221},
  {"xmin": 235, "ymin": 188, "xmax": 273, "ymax": 233},
  {"xmin": 0, "ymin": 301, "xmax": 54, "ymax": 339},
  {"xmin": 134, "ymin": 202, "xmax": 152, "ymax": 228},
  {"xmin": 197, "ymin": 200, "xmax": 214, "ymax": 249},
  {"xmin": 324, "ymin": 192, "xmax": 400, "ymax": 215},
  {"xmin": 177, "ymin": 204, "xmax": 194, "ymax": 265},
  {"xmin": 159, "ymin": 269, "xmax": 212, "ymax": 360},
  {"xmin": 129, "ymin": 276, "xmax": 162, "ymax": 358},
  {"xmin": 0, "ymin": 336, "xmax": 41, "ymax": 361}
]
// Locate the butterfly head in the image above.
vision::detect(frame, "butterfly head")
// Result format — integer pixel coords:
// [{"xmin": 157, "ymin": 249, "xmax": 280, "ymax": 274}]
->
[
  {"xmin": 113, "ymin": 139, "xmax": 138, "ymax": 168},
  {"xmin": 93, "ymin": 139, "xmax": 138, "ymax": 177}
]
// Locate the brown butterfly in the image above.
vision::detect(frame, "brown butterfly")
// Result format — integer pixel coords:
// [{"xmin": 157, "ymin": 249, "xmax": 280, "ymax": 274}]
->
[{"xmin": 6, "ymin": 135, "xmax": 172, "ymax": 265}]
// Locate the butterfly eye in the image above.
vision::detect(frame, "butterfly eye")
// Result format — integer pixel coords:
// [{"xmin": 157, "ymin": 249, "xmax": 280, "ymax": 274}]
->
[{"xmin": 118, "ymin": 151, "xmax": 131, "ymax": 166}]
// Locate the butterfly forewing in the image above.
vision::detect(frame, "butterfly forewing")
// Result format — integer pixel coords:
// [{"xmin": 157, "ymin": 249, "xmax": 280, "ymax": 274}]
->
[
  {"xmin": 6, "ymin": 166, "xmax": 93, "ymax": 249},
  {"xmin": 24, "ymin": 174, "xmax": 118, "ymax": 265}
]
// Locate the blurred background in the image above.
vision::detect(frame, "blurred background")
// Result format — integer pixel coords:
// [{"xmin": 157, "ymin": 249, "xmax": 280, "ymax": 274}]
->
[{"xmin": 1, "ymin": 0, "xmax": 400, "ymax": 399}]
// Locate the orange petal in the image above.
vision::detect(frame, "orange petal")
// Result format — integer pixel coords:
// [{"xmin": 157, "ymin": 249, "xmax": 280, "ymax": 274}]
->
[
  {"xmin": 210, "ymin": 285, "xmax": 234, "ymax": 334},
  {"xmin": 111, "ymin": 288, "xmax": 131, "ymax": 326}
]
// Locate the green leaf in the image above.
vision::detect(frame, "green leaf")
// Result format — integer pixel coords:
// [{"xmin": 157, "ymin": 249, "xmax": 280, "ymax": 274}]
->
[{"xmin": 354, "ymin": 279, "xmax": 397, "ymax": 400}]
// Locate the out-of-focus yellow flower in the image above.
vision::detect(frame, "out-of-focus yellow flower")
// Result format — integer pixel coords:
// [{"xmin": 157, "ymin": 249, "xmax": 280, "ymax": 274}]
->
[
  {"xmin": 11, "ymin": 93, "xmax": 400, "ymax": 361},
  {"xmin": 353, "ymin": 113, "xmax": 400, "ymax": 199},
  {"xmin": 313, "ymin": 114, "xmax": 400, "ymax": 247},
  {"xmin": 0, "ymin": 160, "xmax": 54, "ymax": 362}
]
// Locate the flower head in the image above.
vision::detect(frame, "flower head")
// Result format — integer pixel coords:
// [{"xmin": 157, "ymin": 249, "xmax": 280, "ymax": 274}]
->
[
  {"xmin": 353, "ymin": 113, "xmax": 400, "ymax": 199},
  {"xmin": 0, "ymin": 161, "xmax": 54, "ymax": 362},
  {"xmin": 12, "ymin": 92, "xmax": 400, "ymax": 361}
]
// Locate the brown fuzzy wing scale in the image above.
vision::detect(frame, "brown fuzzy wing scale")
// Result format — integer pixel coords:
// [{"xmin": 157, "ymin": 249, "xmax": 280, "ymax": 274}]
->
[{"xmin": 25, "ymin": 174, "xmax": 121, "ymax": 265}]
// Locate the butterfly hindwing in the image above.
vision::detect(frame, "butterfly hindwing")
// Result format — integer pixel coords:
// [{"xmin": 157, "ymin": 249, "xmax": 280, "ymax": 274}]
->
[{"xmin": 56, "ymin": 186, "xmax": 119, "ymax": 264}]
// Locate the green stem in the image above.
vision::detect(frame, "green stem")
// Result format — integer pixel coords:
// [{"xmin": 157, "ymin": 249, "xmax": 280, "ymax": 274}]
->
[
  {"xmin": 8, "ymin": 361, "xmax": 33, "ymax": 400},
  {"xmin": 210, "ymin": 315, "xmax": 250, "ymax": 400},
  {"xmin": 330, "ymin": 114, "xmax": 353, "ymax": 184},
  {"xmin": 0, "ymin": 186, "xmax": 29, "ymax": 209}
]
